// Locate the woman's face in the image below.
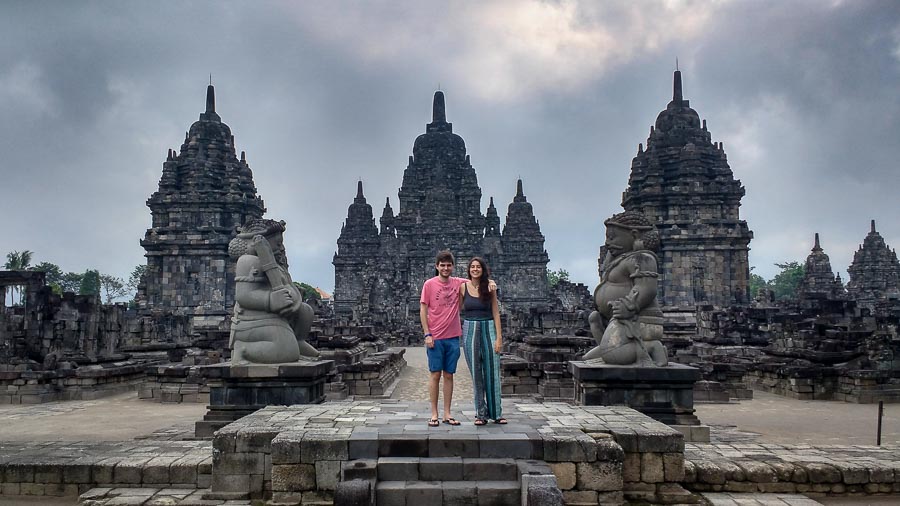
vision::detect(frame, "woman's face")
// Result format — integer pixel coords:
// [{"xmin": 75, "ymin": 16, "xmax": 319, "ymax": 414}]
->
[{"xmin": 468, "ymin": 261, "xmax": 483, "ymax": 279}]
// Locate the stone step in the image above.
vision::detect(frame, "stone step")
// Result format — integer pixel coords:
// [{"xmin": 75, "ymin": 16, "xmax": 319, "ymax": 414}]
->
[
  {"xmin": 377, "ymin": 457, "xmax": 522, "ymax": 482},
  {"xmin": 373, "ymin": 432, "xmax": 539, "ymax": 459},
  {"xmin": 376, "ymin": 479, "xmax": 521, "ymax": 506}
]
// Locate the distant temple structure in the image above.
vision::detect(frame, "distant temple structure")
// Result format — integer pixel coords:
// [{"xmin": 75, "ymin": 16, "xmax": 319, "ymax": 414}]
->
[
  {"xmin": 847, "ymin": 220, "xmax": 900, "ymax": 311},
  {"xmin": 620, "ymin": 70, "xmax": 753, "ymax": 309},
  {"xmin": 333, "ymin": 91, "xmax": 551, "ymax": 319},
  {"xmin": 137, "ymin": 85, "xmax": 266, "ymax": 330}
]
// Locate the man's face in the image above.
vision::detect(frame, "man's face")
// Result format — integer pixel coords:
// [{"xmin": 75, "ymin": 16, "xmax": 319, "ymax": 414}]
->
[
  {"xmin": 436, "ymin": 261, "xmax": 454, "ymax": 279},
  {"xmin": 605, "ymin": 225, "xmax": 636, "ymax": 258}
]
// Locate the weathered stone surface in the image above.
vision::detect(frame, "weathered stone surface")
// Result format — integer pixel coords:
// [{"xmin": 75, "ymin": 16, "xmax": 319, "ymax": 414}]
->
[{"xmin": 576, "ymin": 461, "xmax": 623, "ymax": 492}]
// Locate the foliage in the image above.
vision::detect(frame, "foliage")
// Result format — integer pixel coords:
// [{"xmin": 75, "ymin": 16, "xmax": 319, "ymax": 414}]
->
[
  {"xmin": 79, "ymin": 269, "xmax": 102, "ymax": 296},
  {"xmin": 770, "ymin": 261, "xmax": 805, "ymax": 301},
  {"xmin": 293, "ymin": 282, "xmax": 322, "ymax": 302},
  {"xmin": 100, "ymin": 274, "xmax": 128, "ymax": 303},
  {"xmin": 127, "ymin": 265, "xmax": 148, "ymax": 292},
  {"xmin": 4, "ymin": 250, "xmax": 33, "ymax": 270},
  {"xmin": 749, "ymin": 266, "xmax": 769, "ymax": 299},
  {"xmin": 59, "ymin": 272, "xmax": 84, "ymax": 294},
  {"xmin": 546, "ymin": 268, "xmax": 570, "ymax": 288},
  {"xmin": 31, "ymin": 262, "xmax": 65, "ymax": 295}
]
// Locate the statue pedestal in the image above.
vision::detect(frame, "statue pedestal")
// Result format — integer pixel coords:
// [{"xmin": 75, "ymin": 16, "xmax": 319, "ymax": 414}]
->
[
  {"xmin": 570, "ymin": 361, "xmax": 706, "ymax": 435},
  {"xmin": 194, "ymin": 360, "xmax": 334, "ymax": 437}
]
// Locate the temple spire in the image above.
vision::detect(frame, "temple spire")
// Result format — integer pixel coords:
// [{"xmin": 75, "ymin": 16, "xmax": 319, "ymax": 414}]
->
[
  {"xmin": 813, "ymin": 233, "xmax": 822, "ymax": 252},
  {"xmin": 514, "ymin": 179, "xmax": 527, "ymax": 203},
  {"xmin": 673, "ymin": 70, "xmax": 683, "ymax": 102},
  {"xmin": 871, "ymin": 219, "xmax": 876, "ymax": 233},
  {"xmin": 356, "ymin": 180, "xmax": 364, "ymax": 199},
  {"xmin": 432, "ymin": 91, "xmax": 446, "ymax": 123},
  {"xmin": 206, "ymin": 84, "xmax": 215, "ymax": 114}
]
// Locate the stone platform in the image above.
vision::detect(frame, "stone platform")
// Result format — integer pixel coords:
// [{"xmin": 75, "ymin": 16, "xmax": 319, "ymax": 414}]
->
[
  {"xmin": 195, "ymin": 360, "xmax": 334, "ymax": 438},
  {"xmin": 570, "ymin": 361, "xmax": 704, "ymax": 434},
  {"xmin": 206, "ymin": 400, "xmax": 695, "ymax": 504}
]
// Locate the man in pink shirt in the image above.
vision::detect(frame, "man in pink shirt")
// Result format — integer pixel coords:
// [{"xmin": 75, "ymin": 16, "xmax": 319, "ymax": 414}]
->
[{"xmin": 420, "ymin": 250, "xmax": 494, "ymax": 426}]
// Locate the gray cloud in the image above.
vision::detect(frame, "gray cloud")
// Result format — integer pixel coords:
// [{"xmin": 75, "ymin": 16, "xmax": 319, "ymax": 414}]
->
[{"xmin": 1, "ymin": 0, "xmax": 898, "ymax": 295}]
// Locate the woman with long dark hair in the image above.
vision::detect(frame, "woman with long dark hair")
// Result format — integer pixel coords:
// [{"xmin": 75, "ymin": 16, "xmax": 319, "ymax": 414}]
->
[{"xmin": 459, "ymin": 257, "xmax": 506, "ymax": 425}]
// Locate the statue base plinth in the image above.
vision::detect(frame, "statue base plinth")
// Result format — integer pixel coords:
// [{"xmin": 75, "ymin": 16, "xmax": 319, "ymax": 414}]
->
[
  {"xmin": 569, "ymin": 361, "xmax": 703, "ymax": 428},
  {"xmin": 194, "ymin": 360, "xmax": 334, "ymax": 438}
]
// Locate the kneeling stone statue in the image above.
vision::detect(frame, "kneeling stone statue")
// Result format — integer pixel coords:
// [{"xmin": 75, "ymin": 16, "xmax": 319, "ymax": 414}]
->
[
  {"xmin": 228, "ymin": 219, "xmax": 319, "ymax": 364},
  {"xmin": 583, "ymin": 211, "xmax": 668, "ymax": 367}
]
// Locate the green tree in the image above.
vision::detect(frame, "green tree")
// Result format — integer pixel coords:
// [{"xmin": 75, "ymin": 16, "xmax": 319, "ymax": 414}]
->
[
  {"xmin": 31, "ymin": 262, "xmax": 65, "ymax": 295},
  {"xmin": 79, "ymin": 269, "xmax": 101, "ymax": 297},
  {"xmin": 127, "ymin": 265, "xmax": 148, "ymax": 293},
  {"xmin": 293, "ymin": 282, "xmax": 321, "ymax": 302},
  {"xmin": 100, "ymin": 274, "xmax": 128, "ymax": 303},
  {"xmin": 546, "ymin": 268, "xmax": 570, "ymax": 288},
  {"xmin": 749, "ymin": 267, "xmax": 769, "ymax": 299},
  {"xmin": 770, "ymin": 261, "xmax": 805, "ymax": 301},
  {"xmin": 59, "ymin": 272, "xmax": 84, "ymax": 294},
  {"xmin": 4, "ymin": 250, "xmax": 34, "ymax": 305}
]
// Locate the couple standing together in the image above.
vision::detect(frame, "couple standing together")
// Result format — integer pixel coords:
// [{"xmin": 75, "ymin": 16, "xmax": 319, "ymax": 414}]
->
[{"xmin": 419, "ymin": 250, "xmax": 506, "ymax": 427}]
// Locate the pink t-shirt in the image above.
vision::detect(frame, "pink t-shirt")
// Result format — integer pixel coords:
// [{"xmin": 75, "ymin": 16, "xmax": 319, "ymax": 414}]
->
[{"xmin": 420, "ymin": 276, "xmax": 466, "ymax": 340}]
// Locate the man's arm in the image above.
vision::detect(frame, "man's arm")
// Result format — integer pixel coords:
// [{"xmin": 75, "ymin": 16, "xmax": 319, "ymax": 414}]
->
[{"xmin": 420, "ymin": 302, "xmax": 434, "ymax": 348}]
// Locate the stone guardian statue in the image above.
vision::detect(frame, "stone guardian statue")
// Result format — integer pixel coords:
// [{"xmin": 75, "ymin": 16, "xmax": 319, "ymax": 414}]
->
[
  {"xmin": 228, "ymin": 219, "xmax": 319, "ymax": 364},
  {"xmin": 584, "ymin": 211, "xmax": 668, "ymax": 366}
]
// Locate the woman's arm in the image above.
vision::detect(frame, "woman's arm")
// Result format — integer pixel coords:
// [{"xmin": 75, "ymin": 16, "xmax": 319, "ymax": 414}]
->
[
  {"xmin": 492, "ymin": 292, "xmax": 502, "ymax": 353},
  {"xmin": 458, "ymin": 282, "xmax": 467, "ymax": 311}
]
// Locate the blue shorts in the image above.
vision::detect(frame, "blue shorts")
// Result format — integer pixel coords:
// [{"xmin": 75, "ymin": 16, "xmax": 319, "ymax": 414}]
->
[{"xmin": 426, "ymin": 337, "xmax": 461, "ymax": 373}]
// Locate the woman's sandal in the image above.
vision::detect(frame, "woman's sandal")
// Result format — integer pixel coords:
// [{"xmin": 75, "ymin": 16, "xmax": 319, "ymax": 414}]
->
[
  {"xmin": 474, "ymin": 418, "xmax": 487, "ymax": 426},
  {"xmin": 493, "ymin": 418, "xmax": 508, "ymax": 424},
  {"xmin": 427, "ymin": 418, "xmax": 440, "ymax": 427},
  {"xmin": 442, "ymin": 418, "xmax": 461, "ymax": 426}
]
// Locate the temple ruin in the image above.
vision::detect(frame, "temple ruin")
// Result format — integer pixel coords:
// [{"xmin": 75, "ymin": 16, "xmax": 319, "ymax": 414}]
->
[
  {"xmin": 136, "ymin": 84, "xmax": 266, "ymax": 332},
  {"xmin": 333, "ymin": 91, "xmax": 551, "ymax": 321}
]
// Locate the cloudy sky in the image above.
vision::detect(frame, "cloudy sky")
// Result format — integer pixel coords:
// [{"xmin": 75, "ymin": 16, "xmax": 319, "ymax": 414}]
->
[{"xmin": 1, "ymin": 0, "xmax": 899, "ymax": 295}]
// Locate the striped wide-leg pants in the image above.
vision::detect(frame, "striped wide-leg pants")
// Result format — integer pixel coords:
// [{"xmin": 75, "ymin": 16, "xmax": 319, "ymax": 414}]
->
[{"xmin": 461, "ymin": 317, "xmax": 502, "ymax": 421}]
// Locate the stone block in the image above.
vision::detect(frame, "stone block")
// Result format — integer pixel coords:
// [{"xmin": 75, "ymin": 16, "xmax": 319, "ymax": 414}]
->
[
  {"xmin": 832, "ymin": 462, "xmax": 868, "ymax": 484},
  {"xmin": 405, "ymin": 480, "xmax": 442, "ymax": 503},
  {"xmin": 271, "ymin": 464, "xmax": 316, "ymax": 492},
  {"xmin": 378, "ymin": 457, "xmax": 419, "ymax": 481},
  {"xmin": 694, "ymin": 460, "xmax": 725, "ymax": 485},
  {"xmin": 479, "ymin": 434, "xmax": 534, "ymax": 459},
  {"xmin": 428, "ymin": 434, "xmax": 479, "ymax": 458},
  {"xmin": 576, "ymin": 461, "xmax": 623, "ymax": 492},
  {"xmin": 562, "ymin": 489, "xmax": 597, "ymax": 504},
  {"xmin": 640, "ymin": 453, "xmax": 664, "ymax": 483},
  {"xmin": 210, "ymin": 472, "xmax": 250, "ymax": 494},
  {"xmin": 419, "ymin": 457, "xmax": 463, "ymax": 481},
  {"xmin": 443, "ymin": 480, "xmax": 477, "ymax": 504},
  {"xmin": 378, "ymin": 434, "xmax": 428, "ymax": 458},
  {"xmin": 301, "ymin": 433, "xmax": 348, "ymax": 464},
  {"xmin": 314, "ymin": 460, "xmax": 341, "ymax": 491},
  {"xmin": 549, "ymin": 462, "xmax": 576, "ymax": 490},
  {"xmin": 758, "ymin": 482, "xmax": 797, "ymax": 493},
  {"xmin": 63, "ymin": 464, "xmax": 92, "ymax": 484},
  {"xmin": 736, "ymin": 461, "xmax": 775, "ymax": 483},
  {"xmin": 112, "ymin": 459, "xmax": 147, "ymax": 484},
  {"xmin": 271, "ymin": 431, "xmax": 304, "ymax": 464},
  {"xmin": 662, "ymin": 453, "xmax": 684, "ymax": 482},
  {"xmin": 214, "ymin": 452, "xmax": 263, "ymax": 476},
  {"xmin": 341, "ymin": 460, "xmax": 377, "ymax": 482},
  {"xmin": 622, "ymin": 452, "xmax": 641, "ymax": 483},
  {"xmin": 476, "ymin": 480, "xmax": 519, "ymax": 506},
  {"xmin": 803, "ymin": 462, "xmax": 842, "ymax": 484},
  {"xmin": 347, "ymin": 432, "xmax": 379, "ymax": 460},
  {"xmin": 463, "ymin": 458, "xmax": 518, "ymax": 481}
]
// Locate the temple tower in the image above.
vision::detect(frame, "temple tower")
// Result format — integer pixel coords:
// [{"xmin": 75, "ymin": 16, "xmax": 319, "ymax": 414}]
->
[
  {"xmin": 499, "ymin": 180, "xmax": 551, "ymax": 307},
  {"xmin": 847, "ymin": 220, "xmax": 900, "ymax": 310},
  {"xmin": 621, "ymin": 71, "xmax": 753, "ymax": 308},
  {"xmin": 797, "ymin": 233, "xmax": 845, "ymax": 305},
  {"xmin": 138, "ymin": 85, "xmax": 266, "ymax": 329},
  {"xmin": 333, "ymin": 91, "xmax": 553, "ymax": 318},
  {"xmin": 333, "ymin": 181, "xmax": 380, "ymax": 315}
]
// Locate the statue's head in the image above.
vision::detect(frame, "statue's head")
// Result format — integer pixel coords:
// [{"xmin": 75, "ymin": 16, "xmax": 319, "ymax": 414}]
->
[
  {"xmin": 603, "ymin": 211, "xmax": 659, "ymax": 257},
  {"xmin": 229, "ymin": 219, "xmax": 289, "ymax": 266}
]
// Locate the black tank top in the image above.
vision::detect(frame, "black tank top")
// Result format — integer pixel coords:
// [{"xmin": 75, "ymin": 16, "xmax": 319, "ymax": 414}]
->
[{"xmin": 463, "ymin": 287, "xmax": 492, "ymax": 319}]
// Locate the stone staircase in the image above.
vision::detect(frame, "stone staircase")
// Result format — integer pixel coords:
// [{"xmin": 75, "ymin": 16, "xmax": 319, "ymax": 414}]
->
[{"xmin": 336, "ymin": 456, "xmax": 562, "ymax": 506}]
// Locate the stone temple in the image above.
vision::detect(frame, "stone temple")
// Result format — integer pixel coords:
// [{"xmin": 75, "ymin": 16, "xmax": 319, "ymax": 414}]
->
[
  {"xmin": 333, "ymin": 91, "xmax": 551, "ymax": 320},
  {"xmin": 847, "ymin": 220, "xmax": 900, "ymax": 312},
  {"xmin": 621, "ymin": 70, "xmax": 753, "ymax": 310},
  {"xmin": 136, "ymin": 85, "xmax": 266, "ymax": 331}
]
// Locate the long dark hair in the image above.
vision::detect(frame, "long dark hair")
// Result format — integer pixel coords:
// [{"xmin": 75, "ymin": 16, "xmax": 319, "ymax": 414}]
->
[{"xmin": 467, "ymin": 257, "xmax": 493, "ymax": 304}]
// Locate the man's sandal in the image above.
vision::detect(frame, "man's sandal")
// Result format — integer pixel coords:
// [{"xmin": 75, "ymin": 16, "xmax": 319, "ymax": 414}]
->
[
  {"xmin": 427, "ymin": 418, "xmax": 440, "ymax": 427},
  {"xmin": 442, "ymin": 418, "xmax": 461, "ymax": 426},
  {"xmin": 493, "ymin": 418, "xmax": 508, "ymax": 424},
  {"xmin": 474, "ymin": 418, "xmax": 487, "ymax": 426}
]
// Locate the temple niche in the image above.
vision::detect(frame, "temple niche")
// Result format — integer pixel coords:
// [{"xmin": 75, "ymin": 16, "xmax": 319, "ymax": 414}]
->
[
  {"xmin": 136, "ymin": 85, "xmax": 266, "ymax": 331},
  {"xmin": 333, "ymin": 91, "xmax": 551, "ymax": 321},
  {"xmin": 620, "ymin": 70, "xmax": 753, "ymax": 311}
]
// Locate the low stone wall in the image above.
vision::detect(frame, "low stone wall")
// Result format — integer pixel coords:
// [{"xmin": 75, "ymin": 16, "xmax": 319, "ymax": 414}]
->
[
  {"xmin": 0, "ymin": 441, "xmax": 212, "ymax": 498},
  {"xmin": 747, "ymin": 366, "xmax": 900, "ymax": 403},
  {"xmin": 684, "ymin": 442, "xmax": 900, "ymax": 496},
  {"xmin": 342, "ymin": 348, "xmax": 406, "ymax": 397},
  {"xmin": 0, "ymin": 359, "xmax": 160, "ymax": 404},
  {"xmin": 140, "ymin": 364, "xmax": 211, "ymax": 403},
  {"xmin": 501, "ymin": 334, "xmax": 592, "ymax": 400}
]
